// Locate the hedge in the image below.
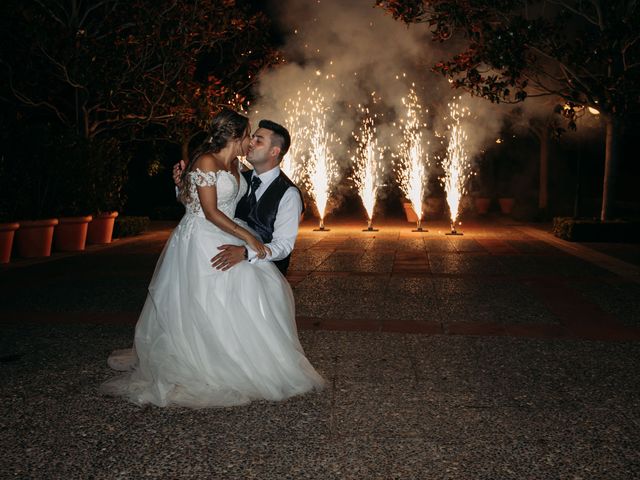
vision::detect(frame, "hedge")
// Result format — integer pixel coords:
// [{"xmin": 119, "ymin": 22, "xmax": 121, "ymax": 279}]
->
[
  {"xmin": 113, "ymin": 216, "xmax": 150, "ymax": 238},
  {"xmin": 552, "ymin": 217, "xmax": 640, "ymax": 242}
]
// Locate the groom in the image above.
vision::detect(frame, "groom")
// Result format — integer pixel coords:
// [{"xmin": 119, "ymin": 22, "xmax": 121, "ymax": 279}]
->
[{"xmin": 174, "ymin": 119, "xmax": 303, "ymax": 275}]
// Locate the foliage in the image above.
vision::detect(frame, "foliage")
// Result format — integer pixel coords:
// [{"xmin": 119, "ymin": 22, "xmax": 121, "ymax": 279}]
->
[
  {"xmin": 376, "ymin": 1, "xmax": 640, "ymax": 121},
  {"xmin": 0, "ymin": 115, "xmax": 18, "ymax": 221},
  {"xmin": 151, "ymin": 205, "xmax": 185, "ymax": 221},
  {"xmin": 83, "ymin": 137, "xmax": 130, "ymax": 213},
  {"xmin": 0, "ymin": 0, "xmax": 280, "ymax": 218},
  {"xmin": 43, "ymin": 133, "xmax": 130, "ymax": 216},
  {"xmin": 113, "ymin": 215, "xmax": 150, "ymax": 238},
  {"xmin": 0, "ymin": 121, "xmax": 66, "ymax": 220},
  {"xmin": 376, "ymin": 0, "xmax": 640, "ymax": 220},
  {"xmin": 0, "ymin": 120, "xmax": 129, "ymax": 219},
  {"xmin": 553, "ymin": 216, "xmax": 640, "ymax": 241},
  {"xmin": 0, "ymin": 0, "xmax": 279, "ymax": 146}
]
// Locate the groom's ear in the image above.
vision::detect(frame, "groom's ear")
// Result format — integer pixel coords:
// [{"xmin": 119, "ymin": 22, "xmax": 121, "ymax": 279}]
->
[{"xmin": 270, "ymin": 146, "xmax": 281, "ymax": 160}]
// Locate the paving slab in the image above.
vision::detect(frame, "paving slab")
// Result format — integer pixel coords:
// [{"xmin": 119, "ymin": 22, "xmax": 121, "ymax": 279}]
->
[{"xmin": 1, "ymin": 217, "xmax": 639, "ymax": 478}]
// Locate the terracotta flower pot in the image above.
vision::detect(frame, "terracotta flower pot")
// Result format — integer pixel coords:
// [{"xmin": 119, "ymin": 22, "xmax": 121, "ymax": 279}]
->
[
  {"xmin": 0, "ymin": 222, "xmax": 20, "ymax": 263},
  {"xmin": 425, "ymin": 197, "xmax": 444, "ymax": 219},
  {"xmin": 402, "ymin": 201, "xmax": 419, "ymax": 223},
  {"xmin": 54, "ymin": 215, "xmax": 93, "ymax": 252},
  {"xmin": 474, "ymin": 197, "xmax": 491, "ymax": 215},
  {"xmin": 14, "ymin": 218, "xmax": 59, "ymax": 258},
  {"xmin": 87, "ymin": 211, "xmax": 119, "ymax": 245},
  {"xmin": 498, "ymin": 197, "xmax": 515, "ymax": 215}
]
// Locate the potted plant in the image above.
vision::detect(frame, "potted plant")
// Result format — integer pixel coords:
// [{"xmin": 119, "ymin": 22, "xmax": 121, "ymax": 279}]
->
[
  {"xmin": 474, "ymin": 196, "xmax": 491, "ymax": 214},
  {"xmin": 14, "ymin": 218, "xmax": 59, "ymax": 257},
  {"xmin": 85, "ymin": 138, "xmax": 130, "ymax": 244},
  {"xmin": 4, "ymin": 121, "xmax": 62, "ymax": 258},
  {"xmin": 0, "ymin": 221, "xmax": 19, "ymax": 264},
  {"xmin": 88, "ymin": 211, "xmax": 119, "ymax": 244},
  {"xmin": 495, "ymin": 156, "xmax": 516, "ymax": 215},
  {"xmin": 469, "ymin": 164, "xmax": 492, "ymax": 215},
  {"xmin": 54, "ymin": 215, "xmax": 93, "ymax": 251},
  {"xmin": 0, "ymin": 153, "xmax": 20, "ymax": 263},
  {"xmin": 498, "ymin": 182, "xmax": 516, "ymax": 215},
  {"xmin": 51, "ymin": 136, "xmax": 97, "ymax": 251},
  {"xmin": 472, "ymin": 183, "xmax": 492, "ymax": 215},
  {"xmin": 498, "ymin": 196, "xmax": 516, "ymax": 215},
  {"xmin": 402, "ymin": 200, "xmax": 419, "ymax": 223},
  {"xmin": 425, "ymin": 197, "xmax": 444, "ymax": 219}
]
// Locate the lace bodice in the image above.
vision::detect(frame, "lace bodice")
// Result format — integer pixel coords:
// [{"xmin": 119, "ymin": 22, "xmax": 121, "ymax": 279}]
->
[{"xmin": 182, "ymin": 168, "xmax": 247, "ymax": 218}]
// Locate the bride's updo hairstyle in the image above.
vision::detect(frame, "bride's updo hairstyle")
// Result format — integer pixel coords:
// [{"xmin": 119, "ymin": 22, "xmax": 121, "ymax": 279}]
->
[{"xmin": 180, "ymin": 108, "xmax": 249, "ymax": 203}]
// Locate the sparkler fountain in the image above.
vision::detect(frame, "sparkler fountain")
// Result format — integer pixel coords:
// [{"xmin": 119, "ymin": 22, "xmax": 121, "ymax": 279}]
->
[
  {"xmin": 280, "ymin": 84, "xmax": 339, "ymax": 231},
  {"xmin": 442, "ymin": 100, "xmax": 472, "ymax": 235},
  {"xmin": 281, "ymin": 90, "xmax": 309, "ymax": 183},
  {"xmin": 352, "ymin": 107, "xmax": 383, "ymax": 231},
  {"xmin": 397, "ymin": 88, "xmax": 428, "ymax": 232},
  {"xmin": 307, "ymin": 93, "xmax": 336, "ymax": 231}
]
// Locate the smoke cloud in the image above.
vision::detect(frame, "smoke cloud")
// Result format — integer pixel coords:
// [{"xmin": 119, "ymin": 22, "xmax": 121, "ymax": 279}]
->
[
  {"xmin": 253, "ymin": 0, "xmax": 510, "ymax": 149},
  {"xmin": 249, "ymin": 0, "xmax": 592, "ymax": 213}
]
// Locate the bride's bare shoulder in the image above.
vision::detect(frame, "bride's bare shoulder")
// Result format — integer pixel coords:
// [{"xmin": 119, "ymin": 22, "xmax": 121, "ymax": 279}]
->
[{"xmin": 192, "ymin": 154, "xmax": 219, "ymax": 173}]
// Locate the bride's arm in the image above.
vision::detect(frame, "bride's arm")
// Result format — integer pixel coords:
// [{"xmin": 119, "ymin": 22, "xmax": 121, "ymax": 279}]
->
[
  {"xmin": 173, "ymin": 160, "xmax": 186, "ymax": 204},
  {"xmin": 195, "ymin": 157, "xmax": 269, "ymax": 258}
]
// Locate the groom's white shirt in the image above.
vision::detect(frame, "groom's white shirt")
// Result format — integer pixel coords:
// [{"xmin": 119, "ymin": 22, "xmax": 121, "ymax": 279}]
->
[{"xmin": 245, "ymin": 165, "xmax": 302, "ymax": 263}]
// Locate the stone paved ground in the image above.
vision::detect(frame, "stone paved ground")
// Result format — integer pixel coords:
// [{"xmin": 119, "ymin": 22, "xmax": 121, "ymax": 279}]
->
[{"xmin": 1, "ymin": 217, "xmax": 639, "ymax": 479}]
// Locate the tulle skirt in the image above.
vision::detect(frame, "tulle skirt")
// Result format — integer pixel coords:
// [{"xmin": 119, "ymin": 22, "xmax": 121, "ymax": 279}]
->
[{"xmin": 100, "ymin": 214, "xmax": 325, "ymax": 408}]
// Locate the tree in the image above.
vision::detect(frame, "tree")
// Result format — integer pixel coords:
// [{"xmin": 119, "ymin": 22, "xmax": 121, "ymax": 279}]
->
[
  {"xmin": 507, "ymin": 103, "xmax": 566, "ymax": 213},
  {"xmin": 0, "ymin": 0, "xmax": 279, "ymax": 157},
  {"xmin": 377, "ymin": 0, "xmax": 640, "ymax": 220}
]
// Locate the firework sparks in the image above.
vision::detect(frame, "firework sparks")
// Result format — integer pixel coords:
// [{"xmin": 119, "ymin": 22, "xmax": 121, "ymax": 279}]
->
[
  {"xmin": 281, "ymin": 91, "xmax": 308, "ymax": 182},
  {"xmin": 397, "ymin": 88, "xmax": 428, "ymax": 230},
  {"xmin": 441, "ymin": 99, "xmax": 472, "ymax": 232},
  {"xmin": 352, "ymin": 106, "xmax": 383, "ymax": 230},
  {"xmin": 306, "ymin": 91, "xmax": 336, "ymax": 229},
  {"xmin": 280, "ymin": 82, "xmax": 340, "ymax": 230}
]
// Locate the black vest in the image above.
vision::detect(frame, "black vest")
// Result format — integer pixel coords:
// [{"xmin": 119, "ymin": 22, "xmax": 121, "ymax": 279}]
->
[{"xmin": 235, "ymin": 170, "xmax": 304, "ymax": 275}]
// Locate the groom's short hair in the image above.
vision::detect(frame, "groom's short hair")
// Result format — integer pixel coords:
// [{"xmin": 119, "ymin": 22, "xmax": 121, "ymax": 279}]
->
[{"xmin": 259, "ymin": 119, "xmax": 290, "ymax": 160}]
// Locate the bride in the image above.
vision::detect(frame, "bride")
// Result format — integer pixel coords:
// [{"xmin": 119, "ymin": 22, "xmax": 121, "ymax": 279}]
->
[{"xmin": 100, "ymin": 109, "xmax": 325, "ymax": 408}]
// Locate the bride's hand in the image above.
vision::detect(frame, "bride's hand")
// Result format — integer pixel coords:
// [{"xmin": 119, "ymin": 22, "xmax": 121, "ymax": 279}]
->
[{"xmin": 247, "ymin": 237, "xmax": 271, "ymax": 259}]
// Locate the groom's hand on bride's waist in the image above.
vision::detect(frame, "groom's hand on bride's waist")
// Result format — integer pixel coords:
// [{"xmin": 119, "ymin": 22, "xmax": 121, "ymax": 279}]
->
[
  {"xmin": 211, "ymin": 244, "xmax": 247, "ymax": 271},
  {"xmin": 172, "ymin": 160, "xmax": 185, "ymax": 186}
]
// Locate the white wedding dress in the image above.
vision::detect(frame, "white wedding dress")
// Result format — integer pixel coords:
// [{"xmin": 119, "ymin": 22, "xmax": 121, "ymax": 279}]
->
[{"xmin": 100, "ymin": 167, "xmax": 325, "ymax": 408}]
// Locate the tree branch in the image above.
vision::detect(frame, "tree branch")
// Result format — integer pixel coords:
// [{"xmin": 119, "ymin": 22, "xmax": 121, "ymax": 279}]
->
[
  {"xmin": 546, "ymin": 0, "xmax": 600, "ymax": 27},
  {"xmin": 38, "ymin": 46, "xmax": 85, "ymax": 89},
  {"xmin": 78, "ymin": 0, "xmax": 120, "ymax": 29},
  {"xmin": 528, "ymin": 45, "xmax": 597, "ymax": 99},
  {"xmin": 32, "ymin": 0, "xmax": 67, "ymax": 27},
  {"xmin": 10, "ymin": 85, "xmax": 69, "ymax": 125}
]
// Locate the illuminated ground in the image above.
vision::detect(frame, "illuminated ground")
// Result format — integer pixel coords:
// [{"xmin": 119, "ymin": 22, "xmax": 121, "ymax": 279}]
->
[{"xmin": 1, "ymin": 217, "xmax": 639, "ymax": 478}]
